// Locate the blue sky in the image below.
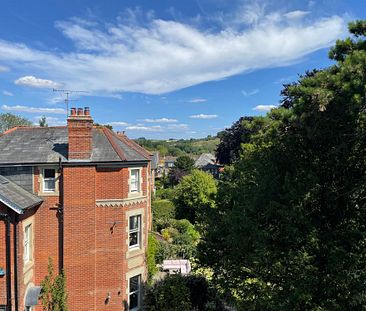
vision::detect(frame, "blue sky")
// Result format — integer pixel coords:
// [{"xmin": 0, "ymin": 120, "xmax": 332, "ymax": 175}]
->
[{"xmin": 0, "ymin": 0, "xmax": 365, "ymax": 139}]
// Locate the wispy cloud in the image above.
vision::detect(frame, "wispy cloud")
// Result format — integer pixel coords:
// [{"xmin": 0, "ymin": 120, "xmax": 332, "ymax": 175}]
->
[
  {"xmin": 284, "ymin": 10, "xmax": 310, "ymax": 20},
  {"xmin": 188, "ymin": 98, "xmax": 207, "ymax": 103},
  {"xmin": 126, "ymin": 125, "xmax": 163, "ymax": 132},
  {"xmin": 242, "ymin": 89, "xmax": 259, "ymax": 97},
  {"xmin": 2, "ymin": 90, "xmax": 13, "ymax": 96},
  {"xmin": 15, "ymin": 76, "xmax": 61, "ymax": 89},
  {"xmin": 167, "ymin": 123, "xmax": 188, "ymax": 130},
  {"xmin": 190, "ymin": 114, "xmax": 218, "ymax": 119},
  {"xmin": 0, "ymin": 65, "xmax": 9, "ymax": 72},
  {"xmin": 34, "ymin": 116, "xmax": 66, "ymax": 126},
  {"xmin": 0, "ymin": 11, "xmax": 345, "ymax": 94},
  {"xmin": 108, "ymin": 121, "xmax": 129, "ymax": 126},
  {"xmin": 141, "ymin": 118, "xmax": 178, "ymax": 123},
  {"xmin": 2, "ymin": 104, "xmax": 66, "ymax": 114},
  {"xmin": 253, "ymin": 105, "xmax": 277, "ymax": 111}
]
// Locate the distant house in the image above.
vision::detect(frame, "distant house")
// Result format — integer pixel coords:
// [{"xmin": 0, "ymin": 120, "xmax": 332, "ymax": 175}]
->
[
  {"xmin": 164, "ymin": 156, "xmax": 176, "ymax": 169},
  {"xmin": 194, "ymin": 153, "xmax": 223, "ymax": 179}
]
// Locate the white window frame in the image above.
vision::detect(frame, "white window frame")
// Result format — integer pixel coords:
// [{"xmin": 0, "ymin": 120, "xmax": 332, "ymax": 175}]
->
[
  {"xmin": 130, "ymin": 168, "xmax": 141, "ymax": 193},
  {"xmin": 129, "ymin": 215, "xmax": 141, "ymax": 249},
  {"xmin": 129, "ymin": 274, "xmax": 141, "ymax": 311},
  {"xmin": 43, "ymin": 168, "xmax": 56, "ymax": 192},
  {"xmin": 24, "ymin": 224, "xmax": 32, "ymax": 262}
]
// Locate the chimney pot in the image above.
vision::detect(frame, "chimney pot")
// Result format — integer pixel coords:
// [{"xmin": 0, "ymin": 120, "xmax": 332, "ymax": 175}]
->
[
  {"xmin": 77, "ymin": 108, "xmax": 83, "ymax": 116},
  {"xmin": 84, "ymin": 107, "xmax": 90, "ymax": 116},
  {"xmin": 70, "ymin": 108, "xmax": 76, "ymax": 116}
]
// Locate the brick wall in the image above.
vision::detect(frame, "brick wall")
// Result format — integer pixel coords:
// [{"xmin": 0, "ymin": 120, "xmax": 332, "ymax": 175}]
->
[
  {"xmin": 0, "ymin": 161, "xmax": 151, "ymax": 311},
  {"xmin": 63, "ymin": 165, "xmax": 97, "ymax": 310}
]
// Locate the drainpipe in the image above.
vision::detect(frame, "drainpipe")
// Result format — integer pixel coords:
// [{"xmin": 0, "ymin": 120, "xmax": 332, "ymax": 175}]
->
[
  {"xmin": 0, "ymin": 210, "xmax": 12, "ymax": 311},
  {"xmin": 58, "ymin": 157, "xmax": 64, "ymax": 272},
  {"xmin": 13, "ymin": 214, "xmax": 19, "ymax": 311}
]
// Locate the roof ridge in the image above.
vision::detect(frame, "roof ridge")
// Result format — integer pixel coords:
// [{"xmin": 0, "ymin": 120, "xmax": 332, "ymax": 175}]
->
[
  {"xmin": 0, "ymin": 126, "xmax": 19, "ymax": 137},
  {"xmin": 116, "ymin": 133, "xmax": 151, "ymax": 159},
  {"xmin": 102, "ymin": 127, "xmax": 127, "ymax": 161}
]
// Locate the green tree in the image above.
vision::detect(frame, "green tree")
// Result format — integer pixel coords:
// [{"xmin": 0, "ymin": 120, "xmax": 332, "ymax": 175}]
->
[
  {"xmin": 0, "ymin": 113, "xmax": 33, "ymax": 133},
  {"xmin": 175, "ymin": 155, "xmax": 194, "ymax": 172},
  {"xmin": 39, "ymin": 116, "xmax": 48, "ymax": 127},
  {"xmin": 174, "ymin": 170, "xmax": 217, "ymax": 224},
  {"xmin": 40, "ymin": 258, "xmax": 68, "ymax": 311},
  {"xmin": 200, "ymin": 20, "xmax": 366, "ymax": 310},
  {"xmin": 144, "ymin": 274, "xmax": 192, "ymax": 311},
  {"xmin": 169, "ymin": 155, "xmax": 195, "ymax": 185}
]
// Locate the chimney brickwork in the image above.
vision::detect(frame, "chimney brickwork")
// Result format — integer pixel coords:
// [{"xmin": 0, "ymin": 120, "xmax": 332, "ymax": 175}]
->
[{"xmin": 67, "ymin": 107, "xmax": 93, "ymax": 160}]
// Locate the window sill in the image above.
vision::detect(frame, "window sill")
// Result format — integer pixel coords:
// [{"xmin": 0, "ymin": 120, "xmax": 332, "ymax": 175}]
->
[
  {"xmin": 38, "ymin": 191, "xmax": 59, "ymax": 197},
  {"xmin": 127, "ymin": 247, "xmax": 144, "ymax": 259}
]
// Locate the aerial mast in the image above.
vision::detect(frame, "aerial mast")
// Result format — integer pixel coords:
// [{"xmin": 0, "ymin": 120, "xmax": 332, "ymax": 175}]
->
[{"xmin": 52, "ymin": 89, "xmax": 88, "ymax": 116}]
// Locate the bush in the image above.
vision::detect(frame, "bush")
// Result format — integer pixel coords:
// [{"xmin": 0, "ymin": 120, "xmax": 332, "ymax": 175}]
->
[
  {"xmin": 144, "ymin": 274, "xmax": 225, "ymax": 311},
  {"xmin": 144, "ymin": 274, "xmax": 192, "ymax": 311},
  {"xmin": 155, "ymin": 188, "xmax": 175, "ymax": 200},
  {"xmin": 153, "ymin": 199, "xmax": 175, "ymax": 220},
  {"xmin": 147, "ymin": 234, "xmax": 158, "ymax": 281}
]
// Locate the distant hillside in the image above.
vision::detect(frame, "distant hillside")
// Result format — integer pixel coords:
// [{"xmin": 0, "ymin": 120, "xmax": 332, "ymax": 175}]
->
[{"xmin": 134, "ymin": 136, "xmax": 219, "ymax": 157}]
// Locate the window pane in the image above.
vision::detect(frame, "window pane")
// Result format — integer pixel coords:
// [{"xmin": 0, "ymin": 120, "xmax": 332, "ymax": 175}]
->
[
  {"xmin": 129, "ymin": 232, "xmax": 138, "ymax": 247},
  {"xmin": 129, "ymin": 293, "xmax": 138, "ymax": 309},
  {"xmin": 44, "ymin": 169, "xmax": 55, "ymax": 178},
  {"xmin": 130, "ymin": 275, "xmax": 140, "ymax": 292},
  {"xmin": 44, "ymin": 179, "xmax": 55, "ymax": 191},
  {"xmin": 130, "ymin": 169, "xmax": 139, "ymax": 192},
  {"xmin": 130, "ymin": 216, "xmax": 139, "ymax": 230}
]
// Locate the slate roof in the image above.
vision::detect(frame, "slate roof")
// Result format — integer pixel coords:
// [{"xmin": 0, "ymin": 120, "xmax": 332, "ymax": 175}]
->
[
  {"xmin": 0, "ymin": 175, "xmax": 43, "ymax": 214},
  {"xmin": 0, "ymin": 126, "xmax": 151, "ymax": 165},
  {"xmin": 194, "ymin": 153, "xmax": 217, "ymax": 168}
]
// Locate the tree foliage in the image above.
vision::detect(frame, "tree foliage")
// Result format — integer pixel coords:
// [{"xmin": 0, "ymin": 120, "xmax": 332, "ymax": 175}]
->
[
  {"xmin": 200, "ymin": 21, "xmax": 366, "ymax": 310},
  {"xmin": 156, "ymin": 219, "xmax": 200, "ymax": 260},
  {"xmin": 215, "ymin": 116, "xmax": 254, "ymax": 164},
  {"xmin": 0, "ymin": 113, "xmax": 33, "ymax": 133},
  {"xmin": 169, "ymin": 155, "xmax": 195, "ymax": 185},
  {"xmin": 40, "ymin": 258, "xmax": 68, "ymax": 311},
  {"xmin": 174, "ymin": 170, "xmax": 217, "ymax": 224},
  {"xmin": 147, "ymin": 233, "xmax": 158, "ymax": 281},
  {"xmin": 144, "ymin": 274, "xmax": 224, "ymax": 311},
  {"xmin": 39, "ymin": 116, "xmax": 48, "ymax": 127}
]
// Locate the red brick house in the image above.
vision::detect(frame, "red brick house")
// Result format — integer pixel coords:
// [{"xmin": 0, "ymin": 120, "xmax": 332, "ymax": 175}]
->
[{"xmin": 0, "ymin": 107, "xmax": 153, "ymax": 311}]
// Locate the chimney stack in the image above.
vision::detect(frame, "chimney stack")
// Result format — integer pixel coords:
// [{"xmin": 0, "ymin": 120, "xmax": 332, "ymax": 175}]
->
[{"xmin": 67, "ymin": 107, "xmax": 93, "ymax": 160}]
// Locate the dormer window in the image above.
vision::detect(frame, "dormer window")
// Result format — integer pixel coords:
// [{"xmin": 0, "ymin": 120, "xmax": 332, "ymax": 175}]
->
[{"xmin": 43, "ymin": 169, "xmax": 56, "ymax": 192}]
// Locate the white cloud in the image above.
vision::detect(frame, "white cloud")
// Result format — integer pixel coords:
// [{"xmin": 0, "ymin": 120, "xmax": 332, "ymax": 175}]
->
[
  {"xmin": 34, "ymin": 116, "xmax": 66, "ymax": 126},
  {"xmin": 242, "ymin": 89, "xmax": 259, "ymax": 97},
  {"xmin": 0, "ymin": 65, "xmax": 9, "ymax": 72},
  {"xmin": 284, "ymin": 10, "xmax": 310, "ymax": 20},
  {"xmin": 167, "ymin": 123, "xmax": 188, "ymax": 130},
  {"xmin": 14, "ymin": 76, "xmax": 61, "ymax": 89},
  {"xmin": 2, "ymin": 104, "xmax": 66, "ymax": 114},
  {"xmin": 2, "ymin": 90, "xmax": 13, "ymax": 96},
  {"xmin": 108, "ymin": 121, "xmax": 129, "ymax": 126},
  {"xmin": 188, "ymin": 98, "xmax": 207, "ymax": 103},
  {"xmin": 190, "ymin": 114, "xmax": 218, "ymax": 119},
  {"xmin": 0, "ymin": 13, "xmax": 345, "ymax": 94},
  {"xmin": 253, "ymin": 104, "xmax": 277, "ymax": 111},
  {"xmin": 126, "ymin": 125, "xmax": 163, "ymax": 132},
  {"xmin": 142, "ymin": 118, "xmax": 178, "ymax": 123}
]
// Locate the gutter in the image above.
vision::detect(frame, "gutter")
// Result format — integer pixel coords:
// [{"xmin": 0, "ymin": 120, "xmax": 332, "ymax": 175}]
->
[{"xmin": 0, "ymin": 210, "xmax": 12, "ymax": 311}]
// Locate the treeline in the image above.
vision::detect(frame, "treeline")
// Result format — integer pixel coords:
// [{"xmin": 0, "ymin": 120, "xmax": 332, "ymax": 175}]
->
[
  {"xmin": 135, "ymin": 136, "xmax": 219, "ymax": 156},
  {"xmin": 147, "ymin": 21, "xmax": 366, "ymax": 310}
]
